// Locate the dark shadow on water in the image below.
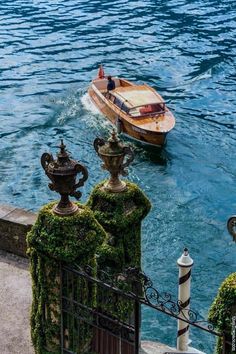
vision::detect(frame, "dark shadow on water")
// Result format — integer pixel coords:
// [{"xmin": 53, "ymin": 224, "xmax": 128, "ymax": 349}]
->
[
  {"xmin": 136, "ymin": 145, "xmax": 171, "ymax": 166},
  {"xmin": 120, "ymin": 136, "xmax": 171, "ymax": 166}
]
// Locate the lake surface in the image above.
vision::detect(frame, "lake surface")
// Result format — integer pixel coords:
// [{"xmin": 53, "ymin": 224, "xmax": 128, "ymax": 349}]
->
[{"xmin": 1, "ymin": 0, "xmax": 236, "ymax": 352}]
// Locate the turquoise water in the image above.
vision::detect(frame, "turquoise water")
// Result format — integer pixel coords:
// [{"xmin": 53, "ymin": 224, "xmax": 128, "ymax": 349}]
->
[{"xmin": 1, "ymin": 0, "xmax": 236, "ymax": 352}]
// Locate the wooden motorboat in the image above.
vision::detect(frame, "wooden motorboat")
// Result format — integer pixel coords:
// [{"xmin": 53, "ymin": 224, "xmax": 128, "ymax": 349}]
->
[{"xmin": 88, "ymin": 66, "xmax": 175, "ymax": 147}]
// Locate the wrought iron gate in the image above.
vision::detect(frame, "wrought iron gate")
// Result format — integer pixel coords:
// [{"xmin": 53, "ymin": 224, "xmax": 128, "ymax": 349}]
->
[
  {"xmin": 60, "ymin": 265, "xmax": 230, "ymax": 354},
  {"xmin": 60, "ymin": 265, "xmax": 140, "ymax": 354}
]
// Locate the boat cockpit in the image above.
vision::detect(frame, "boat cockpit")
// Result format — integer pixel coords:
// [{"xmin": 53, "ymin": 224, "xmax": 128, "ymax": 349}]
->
[
  {"xmin": 108, "ymin": 92, "xmax": 166, "ymax": 117},
  {"xmin": 92, "ymin": 78, "xmax": 166, "ymax": 118},
  {"xmin": 109, "ymin": 97, "xmax": 166, "ymax": 117}
]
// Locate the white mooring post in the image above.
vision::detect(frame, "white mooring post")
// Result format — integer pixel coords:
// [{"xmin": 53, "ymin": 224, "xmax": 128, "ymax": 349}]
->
[{"xmin": 177, "ymin": 248, "xmax": 194, "ymax": 352}]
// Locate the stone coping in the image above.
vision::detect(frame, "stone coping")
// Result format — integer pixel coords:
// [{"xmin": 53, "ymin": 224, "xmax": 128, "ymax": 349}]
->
[
  {"xmin": 0, "ymin": 204, "xmax": 37, "ymax": 257},
  {"xmin": 0, "ymin": 204, "xmax": 37, "ymax": 225}
]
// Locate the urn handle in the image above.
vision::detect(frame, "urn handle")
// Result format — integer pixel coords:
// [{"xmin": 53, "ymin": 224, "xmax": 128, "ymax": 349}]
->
[
  {"xmin": 71, "ymin": 163, "xmax": 89, "ymax": 200},
  {"xmin": 93, "ymin": 137, "xmax": 105, "ymax": 154},
  {"xmin": 121, "ymin": 146, "xmax": 134, "ymax": 176},
  {"xmin": 41, "ymin": 152, "xmax": 53, "ymax": 170},
  {"xmin": 227, "ymin": 216, "xmax": 236, "ymax": 241}
]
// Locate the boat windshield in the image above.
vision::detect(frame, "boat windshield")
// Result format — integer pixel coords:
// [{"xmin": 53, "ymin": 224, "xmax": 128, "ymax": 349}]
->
[
  {"xmin": 129, "ymin": 103, "xmax": 165, "ymax": 117},
  {"xmin": 110, "ymin": 95, "xmax": 129, "ymax": 113}
]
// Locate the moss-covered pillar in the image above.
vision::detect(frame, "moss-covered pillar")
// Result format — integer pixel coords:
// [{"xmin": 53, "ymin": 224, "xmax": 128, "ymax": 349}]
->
[
  {"xmin": 208, "ymin": 216, "xmax": 236, "ymax": 354},
  {"xmin": 87, "ymin": 130, "xmax": 151, "ymax": 273},
  {"xmin": 27, "ymin": 141, "xmax": 106, "ymax": 353},
  {"xmin": 27, "ymin": 202, "xmax": 106, "ymax": 354},
  {"xmin": 208, "ymin": 273, "xmax": 236, "ymax": 354},
  {"xmin": 90, "ymin": 131, "xmax": 151, "ymax": 273},
  {"xmin": 87, "ymin": 181, "xmax": 151, "ymax": 272}
]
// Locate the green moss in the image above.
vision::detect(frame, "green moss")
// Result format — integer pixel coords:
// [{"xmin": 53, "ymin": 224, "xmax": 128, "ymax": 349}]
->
[
  {"xmin": 28, "ymin": 202, "xmax": 106, "ymax": 264},
  {"xmin": 28, "ymin": 182, "xmax": 151, "ymax": 353},
  {"xmin": 87, "ymin": 181, "xmax": 151, "ymax": 272},
  {"xmin": 208, "ymin": 272, "xmax": 236, "ymax": 354},
  {"xmin": 87, "ymin": 181, "xmax": 151, "ymax": 230},
  {"xmin": 87, "ymin": 181, "xmax": 151, "ymax": 321},
  {"xmin": 27, "ymin": 202, "xmax": 106, "ymax": 354},
  {"xmin": 28, "ymin": 250, "xmax": 61, "ymax": 353}
]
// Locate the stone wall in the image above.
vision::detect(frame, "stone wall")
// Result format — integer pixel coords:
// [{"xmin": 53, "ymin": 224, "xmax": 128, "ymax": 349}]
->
[{"xmin": 0, "ymin": 204, "xmax": 37, "ymax": 257}]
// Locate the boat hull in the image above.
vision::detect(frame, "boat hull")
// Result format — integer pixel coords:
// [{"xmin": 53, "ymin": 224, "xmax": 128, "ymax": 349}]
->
[{"xmin": 88, "ymin": 83, "xmax": 171, "ymax": 147}]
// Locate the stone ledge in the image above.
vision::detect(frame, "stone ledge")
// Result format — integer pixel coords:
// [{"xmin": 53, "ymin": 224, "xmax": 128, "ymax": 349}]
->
[
  {"xmin": 140, "ymin": 341, "xmax": 205, "ymax": 354},
  {"xmin": 0, "ymin": 250, "xmax": 33, "ymax": 354},
  {"xmin": 0, "ymin": 204, "xmax": 37, "ymax": 258}
]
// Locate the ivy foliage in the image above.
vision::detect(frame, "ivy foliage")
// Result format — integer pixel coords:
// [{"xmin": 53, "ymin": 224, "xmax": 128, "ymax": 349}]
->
[
  {"xmin": 87, "ymin": 181, "xmax": 151, "ymax": 321},
  {"xmin": 87, "ymin": 181, "xmax": 151, "ymax": 272},
  {"xmin": 27, "ymin": 181, "xmax": 151, "ymax": 354},
  {"xmin": 87, "ymin": 181, "xmax": 151, "ymax": 231},
  {"xmin": 27, "ymin": 202, "xmax": 106, "ymax": 354},
  {"xmin": 28, "ymin": 202, "xmax": 106, "ymax": 264},
  {"xmin": 208, "ymin": 272, "xmax": 236, "ymax": 354},
  {"xmin": 29, "ymin": 249, "xmax": 61, "ymax": 354}
]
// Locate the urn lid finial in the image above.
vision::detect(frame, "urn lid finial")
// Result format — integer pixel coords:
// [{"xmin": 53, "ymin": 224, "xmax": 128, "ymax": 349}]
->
[
  {"xmin": 108, "ymin": 129, "xmax": 118, "ymax": 142},
  {"xmin": 57, "ymin": 139, "xmax": 68, "ymax": 160}
]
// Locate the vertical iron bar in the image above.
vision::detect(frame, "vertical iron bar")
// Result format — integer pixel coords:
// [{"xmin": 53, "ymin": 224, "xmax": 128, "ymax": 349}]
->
[
  {"xmin": 60, "ymin": 262, "xmax": 64, "ymax": 354},
  {"xmin": 134, "ymin": 299, "xmax": 140, "ymax": 354},
  {"xmin": 222, "ymin": 333, "xmax": 226, "ymax": 354},
  {"xmin": 71, "ymin": 272, "xmax": 74, "ymax": 351}
]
